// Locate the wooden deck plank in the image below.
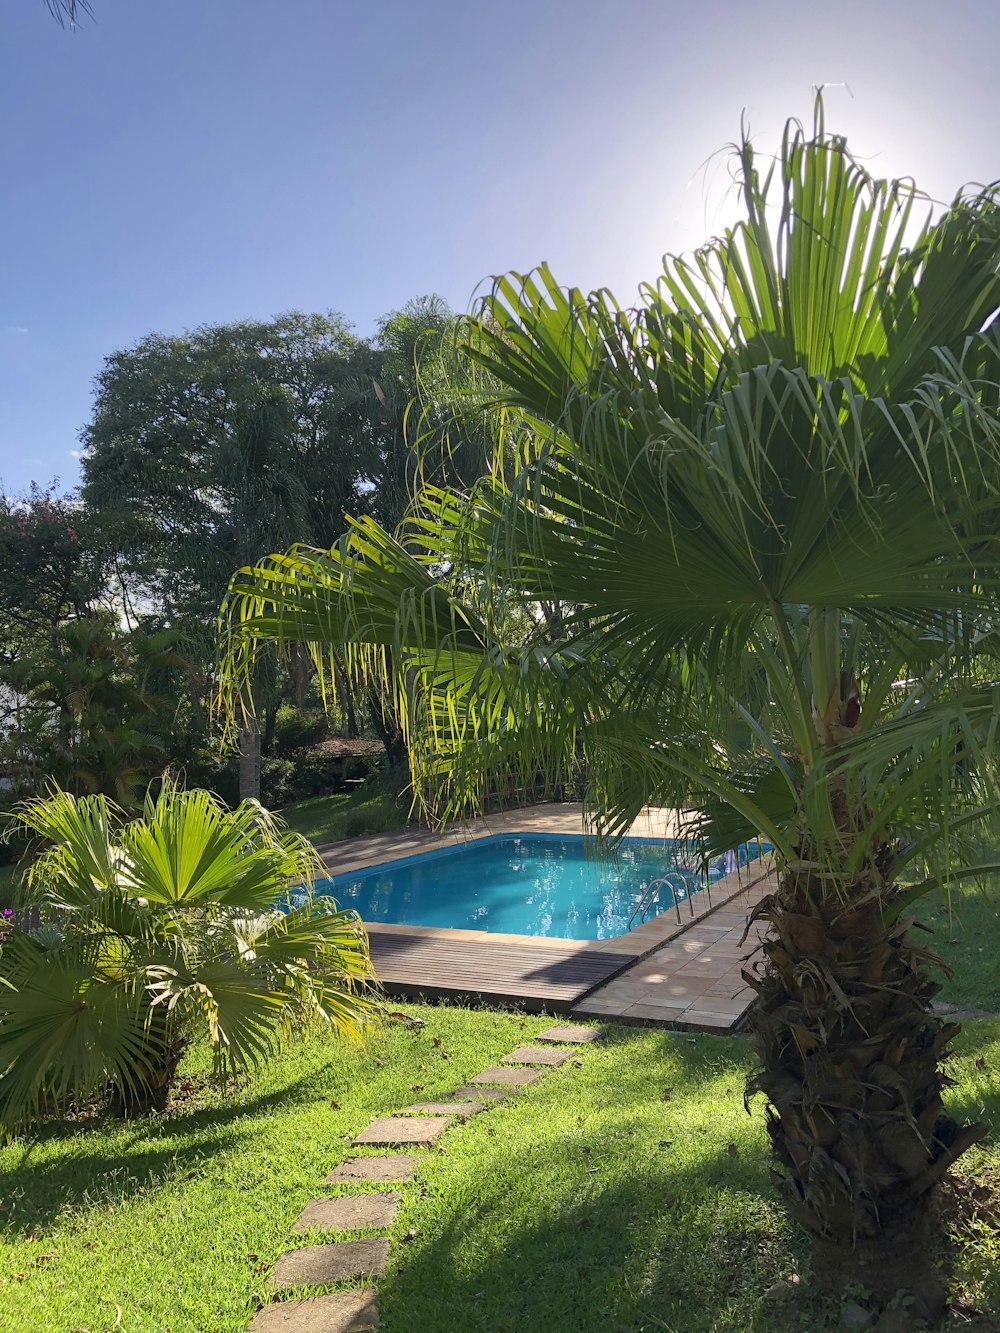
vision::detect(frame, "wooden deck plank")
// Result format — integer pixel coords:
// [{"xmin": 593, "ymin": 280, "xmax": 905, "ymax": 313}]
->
[{"xmin": 366, "ymin": 925, "xmax": 638, "ymax": 1006}]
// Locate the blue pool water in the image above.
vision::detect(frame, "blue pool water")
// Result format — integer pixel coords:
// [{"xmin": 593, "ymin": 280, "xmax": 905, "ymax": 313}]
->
[{"xmin": 306, "ymin": 834, "xmax": 763, "ymax": 941}]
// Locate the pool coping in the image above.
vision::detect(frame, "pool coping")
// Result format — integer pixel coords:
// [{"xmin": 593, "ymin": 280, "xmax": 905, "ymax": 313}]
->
[{"xmin": 316, "ymin": 804, "xmax": 774, "ymax": 1018}]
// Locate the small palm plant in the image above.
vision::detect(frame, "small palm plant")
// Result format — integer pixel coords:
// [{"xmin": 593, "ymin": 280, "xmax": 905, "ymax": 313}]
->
[
  {"xmin": 0, "ymin": 781, "xmax": 374, "ymax": 1122},
  {"xmin": 221, "ymin": 105, "xmax": 1000, "ymax": 1311}
]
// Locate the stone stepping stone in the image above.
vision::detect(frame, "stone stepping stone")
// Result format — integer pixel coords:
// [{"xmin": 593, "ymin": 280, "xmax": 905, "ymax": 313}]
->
[
  {"xmin": 325, "ymin": 1155, "xmax": 418, "ymax": 1185},
  {"xmin": 537, "ymin": 1024, "xmax": 605, "ymax": 1044},
  {"xmin": 398, "ymin": 1100, "xmax": 484, "ymax": 1119},
  {"xmin": 502, "ymin": 1046, "xmax": 572, "ymax": 1067},
  {"xmin": 250, "ymin": 1288, "xmax": 379, "ymax": 1331},
  {"xmin": 270, "ymin": 1239, "xmax": 390, "ymax": 1291},
  {"xmin": 293, "ymin": 1192, "xmax": 400, "ymax": 1234},
  {"xmin": 353, "ymin": 1116, "xmax": 450, "ymax": 1147},
  {"xmin": 444, "ymin": 1084, "xmax": 515, "ymax": 1104},
  {"xmin": 470, "ymin": 1066, "xmax": 543, "ymax": 1086}
]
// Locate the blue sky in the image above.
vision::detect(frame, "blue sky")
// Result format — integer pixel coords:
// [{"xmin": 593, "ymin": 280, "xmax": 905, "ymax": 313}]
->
[{"xmin": 2, "ymin": 0, "xmax": 998, "ymax": 494}]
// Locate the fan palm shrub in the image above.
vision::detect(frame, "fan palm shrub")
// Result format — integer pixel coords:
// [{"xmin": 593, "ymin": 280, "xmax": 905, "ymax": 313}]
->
[
  {"xmin": 0, "ymin": 781, "xmax": 374, "ymax": 1122},
  {"xmin": 220, "ymin": 106, "xmax": 1000, "ymax": 1310}
]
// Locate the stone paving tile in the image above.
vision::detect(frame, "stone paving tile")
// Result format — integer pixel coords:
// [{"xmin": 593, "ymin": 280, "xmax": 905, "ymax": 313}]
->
[
  {"xmin": 469, "ymin": 1066, "xmax": 544, "ymax": 1086},
  {"xmin": 686, "ymin": 995, "xmax": 754, "ymax": 1016},
  {"xmin": 537, "ymin": 1024, "xmax": 604, "ymax": 1043},
  {"xmin": 398, "ymin": 1100, "xmax": 484, "ymax": 1119},
  {"xmin": 270, "ymin": 1239, "xmax": 390, "ymax": 1290},
  {"xmin": 682, "ymin": 1009, "xmax": 745, "ymax": 1029},
  {"xmin": 325, "ymin": 1155, "xmax": 419, "ymax": 1185},
  {"xmin": 622, "ymin": 1002, "xmax": 694, "ymax": 1022},
  {"xmin": 501, "ymin": 1046, "xmax": 572, "ymax": 1067},
  {"xmin": 443, "ymin": 1084, "xmax": 516, "ymax": 1104},
  {"xmin": 701, "ymin": 980, "xmax": 750, "ymax": 999},
  {"xmin": 569, "ymin": 873, "xmax": 775, "ymax": 1031},
  {"xmin": 250, "ymin": 1288, "xmax": 379, "ymax": 1331},
  {"xmin": 292, "ymin": 1193, "xmax": 400, "ymax": 1234},
  {"xmin": 353, "ymin": 1116, "xmax": 450, "ymax": 1147},
  {"xmin": 570, "ymin": 996, "xmax": 635, "ymax": 1016}
]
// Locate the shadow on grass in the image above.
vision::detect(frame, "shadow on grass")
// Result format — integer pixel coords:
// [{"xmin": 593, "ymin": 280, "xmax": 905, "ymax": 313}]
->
[
  {"xmin": 378, "ymin": 1136, "xmax": 805, "ymax": 1333},
  {"xmin": 0, "ymin": 1067, "xmax": 324, "ymax": 1237},
  {"xmin": 376, "ymin": 1020, "xmax": 1000, "ymax": 1333}
]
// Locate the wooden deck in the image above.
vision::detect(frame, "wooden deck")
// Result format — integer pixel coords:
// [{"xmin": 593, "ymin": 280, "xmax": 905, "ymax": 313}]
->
[{"xmin": 367, "ymin": 923, "xmax": 642, "ymax": 1009}]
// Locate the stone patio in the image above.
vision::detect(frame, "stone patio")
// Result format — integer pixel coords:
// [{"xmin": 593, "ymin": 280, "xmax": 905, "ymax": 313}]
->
[{"xmin": 571, "ymin": 874, "xmax": 774, "ymax": 1029}]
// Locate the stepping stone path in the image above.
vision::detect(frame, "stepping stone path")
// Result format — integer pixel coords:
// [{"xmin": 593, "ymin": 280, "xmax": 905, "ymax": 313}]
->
[
  {"xmin": 293, "ymin": 1193, "xmax": 400, "ymax": 1234},
  {"xmin": 325, "ymin": 1155, "xmax": 418, "ymax": 1185},
  {"xmin": 251, "ymin": 1023, "xmax": 605, "ymax": 1330},
  {"xmin": 270, "ymin": 1238, "xmax": 391, "ymax": 1290},
  {"xmin": 537, "ymin": 1024, "xmax": 604, "ymax": 1043},
  {"xmin": 502, "ymin": 1045, "xmax": 573, "ymax": 1066},
  {"xmin": 398, "ymin": 1100, "xmax": 484, "ymax": 1119},
  {"xmin": 443, "ymin": 1084, "xmax": 515, "ymax": 1104},
  {"xmin": 250, "ymin": 1289, "xmax": 379, "ymax": 1332},
  {"xmin": 469, "ymin": 1065, "xmax": 544, "ymax": 1086},
  {"xmin": 352, "ymin": 1116, "xmax": 450, "ymax": 1147}
]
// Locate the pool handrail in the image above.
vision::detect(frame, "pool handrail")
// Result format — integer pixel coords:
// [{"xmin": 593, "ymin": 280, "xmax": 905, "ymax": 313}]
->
[{"xmin": 627, "ymin": 870, "xmax": 692, "ymax": 930}]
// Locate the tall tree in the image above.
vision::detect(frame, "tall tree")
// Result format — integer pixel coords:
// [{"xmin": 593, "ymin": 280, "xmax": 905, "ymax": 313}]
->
[
  {"xmin": 0, "ymin": 484, "xmax": 102, "ymax": 657},
  {"xmin": 82, "ymin": 313, "xmax": 370, "ymax": 798},
  {"xmin": 1, "ymin": 616, "xmax": 183, "ymax": 807},
  {"xmin": 221, "ymin": 109, "xmax": 1000, "ymax": 1316}
]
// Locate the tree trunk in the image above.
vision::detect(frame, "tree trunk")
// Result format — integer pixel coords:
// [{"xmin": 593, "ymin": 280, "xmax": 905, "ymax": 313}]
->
[
  {"xmin": 366, "ymin": 686, "xmax": 405, "ymax": 767},
  {"xmin": 239, "ymin": 712, "xmax": 261, "ymax": 802},
  {"xmin": 262, "ymin": 701, "xmax": 279, "ymax": 756},
  {"xmin": 109, "ymin": 1009, "xmax": 188, "ymax": 1117},
  {"xmin": 333, "ymin": 652, "xmax": 358, "ymax": 738},
  {"xmin": 744, "ymin": 848, "xmax": 986, "ymax": 1320},
  {"xmin": 291, "ymin": 643, "xmax": 310, "ymax": 711}
]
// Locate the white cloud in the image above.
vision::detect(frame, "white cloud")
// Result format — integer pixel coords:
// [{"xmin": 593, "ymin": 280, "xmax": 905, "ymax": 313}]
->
[{"xmin": 68, "ymin": 449, "xmax": 82, "ymax": 459}]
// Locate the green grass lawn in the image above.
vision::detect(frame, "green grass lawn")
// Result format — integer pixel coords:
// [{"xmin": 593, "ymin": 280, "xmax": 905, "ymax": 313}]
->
[
  {"xmin": 925, "ymin": 884, "xmax": 1000, "ymax": 1013},
  {"xmin": 1, "ymin": 1007, "xmax": 999, "ymax": 1333},
  {"xmin": 277, "ymin": 784, "xmax": 410, "ymax": 847}
]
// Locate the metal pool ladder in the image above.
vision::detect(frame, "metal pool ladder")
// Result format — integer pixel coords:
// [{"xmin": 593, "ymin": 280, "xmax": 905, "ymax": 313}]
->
[{"xmin": 627, "ymin": 870, "xmax": 699, "ymax": 930}]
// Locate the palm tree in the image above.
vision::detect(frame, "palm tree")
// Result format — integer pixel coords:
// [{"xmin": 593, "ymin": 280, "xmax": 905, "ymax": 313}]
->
[
  {"xmin": 220, "ymin": 106, "xmax": 1000, "ymax": 1311},
  {"xmin": 45, "ymin": 0, "xmax": 90, "ymax": 25},
  {"xmin": 0, "ymin": 781, "xmax": 374, "ymax": 1121}
]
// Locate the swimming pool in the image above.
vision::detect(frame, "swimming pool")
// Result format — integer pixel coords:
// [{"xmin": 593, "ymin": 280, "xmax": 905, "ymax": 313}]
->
[{"xmin": 306, "ymin": 834, "xmax": 764, "ymax": 941}]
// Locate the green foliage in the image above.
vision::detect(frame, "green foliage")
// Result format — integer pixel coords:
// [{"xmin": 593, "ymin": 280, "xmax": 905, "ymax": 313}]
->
[
  {"xmin": 0, "ymin": 484, "xmax": 103, "ymax": 648},
  {"xmin": 0, "ymin": 782, "xmax": 374, "ymax": 1126},
  {"xmin": 218, "ymin": 106, "xmax": 1000, "ymax": 1294},
  {"xmin": 0, "ymin": 616, "xmax": 184, "ymax": 807}
]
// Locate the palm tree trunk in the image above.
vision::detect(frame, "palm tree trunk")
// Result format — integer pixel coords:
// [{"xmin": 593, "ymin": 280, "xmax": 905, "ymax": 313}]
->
[
  {"xmin": 745, "ymin": 851, "xmax": 986, "ymax": 1318},
  {"xmin": 109, "ymin": 1006, "xmax": 187, "ymax": 1116}
]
